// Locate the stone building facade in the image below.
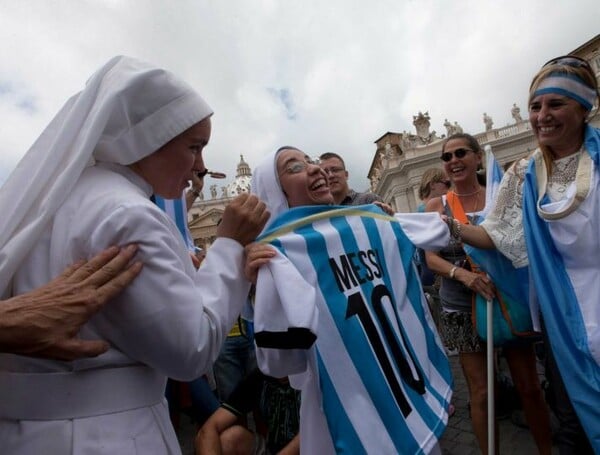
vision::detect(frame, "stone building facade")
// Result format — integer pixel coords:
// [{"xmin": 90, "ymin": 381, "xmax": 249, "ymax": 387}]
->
[
  {"xmin": 189, "ymin": 35, "xmax": 600, "ymax": 245},
  {"xmin": 368, "ymin": 34, "xmax": 600, "ymax": 212}
]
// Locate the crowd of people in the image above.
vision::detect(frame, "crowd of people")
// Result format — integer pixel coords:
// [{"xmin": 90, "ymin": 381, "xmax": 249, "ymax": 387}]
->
[{"xmin": 0, "ymin": 52, "xmax": 598, "ymax": 455}]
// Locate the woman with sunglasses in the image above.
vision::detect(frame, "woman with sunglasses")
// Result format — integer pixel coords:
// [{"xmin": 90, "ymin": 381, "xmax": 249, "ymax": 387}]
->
[
  {"xmin": 454, "ymin": 55, "xmax": 599, "ymax": 454},
  {"xmin": 425, "ymin": 133, "xmax": 552, "ymax": 454}
]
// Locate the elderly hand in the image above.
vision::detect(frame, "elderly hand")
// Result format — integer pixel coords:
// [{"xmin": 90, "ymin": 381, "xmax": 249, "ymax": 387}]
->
[
  {"xmin": 0, "ymin": 245, "xmax": 142, "ymax": 360},
  {"xmin": 244, "ymin": 243, "xmax": 277, "ymax": 283},
  {"xmin": 217, "ymin": 194, "xmax": 270, "ymax": 246}
]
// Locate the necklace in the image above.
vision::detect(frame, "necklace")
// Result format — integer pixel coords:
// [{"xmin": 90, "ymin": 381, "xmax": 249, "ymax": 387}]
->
[
  {"xmin": 454, "ymin": 187, "xmax": 482, "ymax": 197},
  {"xmin": 452, "ymin": 187, "xmax": 483, "ymax": 214},
  {"xmin": 534, "ymin": 146, "xmax": 590, "ymax": 221},
  {"xmin": 468, "ymin": 190, "xmax": 482, "ymax": 214}
]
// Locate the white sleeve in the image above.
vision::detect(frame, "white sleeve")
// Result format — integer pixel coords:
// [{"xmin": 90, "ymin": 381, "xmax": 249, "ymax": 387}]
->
[
  {"xmin": 481, "ymin": 159, "xmax": 529, "ymax": 268},
  {"xmin": 86, "ymin": 203, "xmax": 250, "ymax": 381},
  {"xmin": 393, "ymin": 212, "xmax": 450, "ymax": 250},
  {"xmin": 253, "ymin": 251, "xmax": 318, "ymax": 378}
]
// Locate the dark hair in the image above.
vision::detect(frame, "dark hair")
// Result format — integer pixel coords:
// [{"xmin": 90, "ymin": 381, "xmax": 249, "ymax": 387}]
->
[
  {"xmin": 319, "ymin": 152, "xmax": 346, "ymax": 168},
  {"xmin": 441, "ymin": 133, "xmax": 481, "ymax": 154}
]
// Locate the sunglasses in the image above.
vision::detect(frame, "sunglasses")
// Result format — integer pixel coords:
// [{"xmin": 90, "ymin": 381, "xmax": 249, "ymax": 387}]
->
[
  {"xmin": 542, "ymin": 55, "xmax": 593, "ymax": 72},
  {"xmin": 440, "ymin": 148, "xmax": 473, "ymax": 162}
]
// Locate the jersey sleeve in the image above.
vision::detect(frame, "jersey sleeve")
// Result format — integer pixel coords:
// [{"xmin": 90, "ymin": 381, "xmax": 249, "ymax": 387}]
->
[
  {"xmin": 393, "ymin": 212, "xmax": 450, "ymax": 251},
  {"xmin": 254, "ymin": 251, "xmax": 318, "ymax": 378}
]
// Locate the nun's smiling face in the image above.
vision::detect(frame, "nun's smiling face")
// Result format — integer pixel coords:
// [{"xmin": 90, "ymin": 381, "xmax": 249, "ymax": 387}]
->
[
  {"xmin": 276, "ymin": 148, "xmax": 333, "ymax": 207},
  {"xmin": 130, "ymin": 117, "xmax": 212, "ymax": 198}
]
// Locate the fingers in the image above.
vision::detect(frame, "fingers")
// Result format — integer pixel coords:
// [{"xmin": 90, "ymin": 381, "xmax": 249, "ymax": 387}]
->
[
  {"xmin": 55, "ymin": 259, "xmax": 88, "ymax": 282},
  {"xmin": 219, "ymin": 195, "xmax": 270, "ymax": 246},
  {"xmin": 238, "ymin": 194, "xmax": 269, "ymax": 224},
  {"xmin": 241, "ymin": 194, "xmax": 269, "ymax": 217},
  {"xmin": 93, "ymin": 261, "xmax": 143, "ymax": 307},
  {"xmin": 42, "ymin": 339, "xmax": 110, "ymax": 361},
  {"xmin": 468, "ymin": 274, "xmax": 495, "ymax": 301},
  {"xmin": 65, "ymin": 246, "xmax": 122, "ymax": 283},
  {"xmin": 373, "ymin": 201, "xmax": 394, "ymax": 216},
  {"xmin": 242, "ymin": 195, "xmax": 270, "ymax": 237},
  {"xmin": 245, "ymin": 243, "xmax": 276, "ymax": 258},
  {"xmin": 190, "ymin": 171, "xmax": 205, "ymax": 190},
  {"xmin": 191, "ymin": 253, "xmax": 201, "ymax": 270},
  {"xmin": 244, "ymin": 243, "xmax": 276, "ymax": 283},
  {"xmin": 79, "ymin": 245, "xmax": 140, "ymax": 288}
]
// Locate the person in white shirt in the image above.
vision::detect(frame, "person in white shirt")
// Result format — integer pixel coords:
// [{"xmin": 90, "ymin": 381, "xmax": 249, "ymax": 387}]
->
[{"xmin": 0, "ymin": 56, "xmax": 269, "ymax": 454}]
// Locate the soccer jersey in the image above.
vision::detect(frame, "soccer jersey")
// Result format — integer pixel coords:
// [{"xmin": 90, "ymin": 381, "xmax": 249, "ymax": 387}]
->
[
  {"xmin": 254, "ymin": 204, "xmax": 452, "ymax": 454},
  {"xmin": 153, "ymin": 194, "xmax": 195, "ymax": 251}
]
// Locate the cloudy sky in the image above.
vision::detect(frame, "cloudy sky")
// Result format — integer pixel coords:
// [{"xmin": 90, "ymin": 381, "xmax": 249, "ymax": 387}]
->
[{"xmin": 1, "ymin": 0, "xmax": 598, "ymax": 192}]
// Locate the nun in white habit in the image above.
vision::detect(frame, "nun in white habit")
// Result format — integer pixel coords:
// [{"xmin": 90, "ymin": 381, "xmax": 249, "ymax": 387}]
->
[
  {"xmin": 249, "ymin": 147, "xmax": 451, "ymax": 454},
  {"xmin": 0, "ymin": 56, "xmax": 268, "ymax": 454}
]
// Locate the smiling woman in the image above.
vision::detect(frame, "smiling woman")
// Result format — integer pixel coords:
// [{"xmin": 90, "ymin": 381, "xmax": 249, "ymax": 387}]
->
[
  {"xmin": 248, "ymin": 145, "xmax": 452, "ymax": 454},
  {"xmin": 276, "ymin": 147, "xmax": 333, "ymax": 208},
  {"xmin": 458, "ymin": 55, "xmax": 600, "ymax": 454},
  {"xmin": 425, "ymin": 132, "xmax": 553, "ymax": 454}
]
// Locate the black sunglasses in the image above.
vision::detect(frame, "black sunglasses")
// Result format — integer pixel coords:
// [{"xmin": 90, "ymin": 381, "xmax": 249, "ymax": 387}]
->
[
  {"xmin": 440, "ymin": 148, "xmax": 473, "ymax": 162},
  {"xmin": 542, "ymin": 55, "xmax": 593, "ymax": 71}
]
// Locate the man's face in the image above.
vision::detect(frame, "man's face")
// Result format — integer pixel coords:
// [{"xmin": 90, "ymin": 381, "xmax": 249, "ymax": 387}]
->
[
  {"xmin": 276, "ymin": 149, "xmax": 333, "ymax": 207},
  {"xmin": 319, "ymin": 157, "xmax": 349, "ymax": 204}
]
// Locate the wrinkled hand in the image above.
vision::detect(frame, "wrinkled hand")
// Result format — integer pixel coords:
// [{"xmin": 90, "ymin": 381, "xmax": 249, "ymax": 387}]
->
[
  {"xmin": 244, "ymin": 243, "xmax": 277, "ymax": 284},
  {"xmin": 456, "ymin": 269, "xmax": 495, "ymax": 301},
  {"xmin": 373, "ymin": 201, "xmax": 394, "ymax": 216},
  {"xmin": 217, "ymin": 194, "xmax": 270, "ymax": 246},
  {"xmin": 0, "ymin": 245, "xmax": 142, "ymax": 360}
]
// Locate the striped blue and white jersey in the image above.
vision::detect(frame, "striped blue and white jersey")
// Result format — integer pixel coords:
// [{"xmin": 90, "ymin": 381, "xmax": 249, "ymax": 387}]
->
[
  {"xmin": 153, "ymin": 194, "xmax": 195, "ymax": 251},
  {"xmin": 254, "ymin": 204, "xmax": 452, "ymax": 454}
]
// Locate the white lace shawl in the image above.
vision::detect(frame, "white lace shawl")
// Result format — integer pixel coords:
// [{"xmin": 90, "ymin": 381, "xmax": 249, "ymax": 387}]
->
[{"xmin": 481, "ymin": 149, "xmax": 583, "ymax": 268}]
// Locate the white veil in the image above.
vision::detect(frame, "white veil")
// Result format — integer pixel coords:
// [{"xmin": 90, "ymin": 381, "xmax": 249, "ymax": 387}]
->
[
  {"xmin": 0, "ymin": 56, "xmax": 213, "ymax": 296},
  {"xmin": 250, "ymin": 147, "xmax": 291, "ymax": 230}
]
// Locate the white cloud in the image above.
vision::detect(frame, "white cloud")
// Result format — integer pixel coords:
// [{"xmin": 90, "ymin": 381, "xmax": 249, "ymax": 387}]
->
[{"xmin": 1, "ymin": 0, "xmax": 598, "ymax": 191}]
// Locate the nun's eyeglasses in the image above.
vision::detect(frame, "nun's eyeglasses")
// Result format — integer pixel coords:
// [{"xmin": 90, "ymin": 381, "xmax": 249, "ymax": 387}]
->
[{"xmin": 280, "ymin": 157, "xmax": 321, "ymax": 175}]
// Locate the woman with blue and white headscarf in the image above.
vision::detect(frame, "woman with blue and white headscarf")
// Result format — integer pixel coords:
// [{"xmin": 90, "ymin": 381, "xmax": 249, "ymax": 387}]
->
[{"xmin": 458, "ymin": 55, "xmax": 600, "ymax": 454}]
